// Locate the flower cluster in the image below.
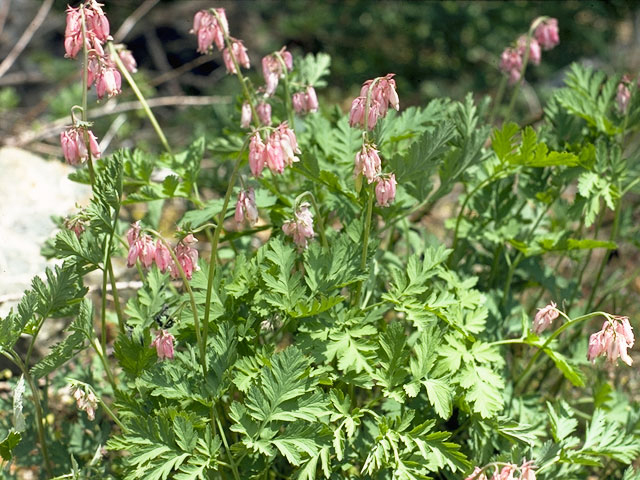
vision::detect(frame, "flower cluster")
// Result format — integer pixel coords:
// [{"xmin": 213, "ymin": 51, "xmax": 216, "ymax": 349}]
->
[
  {"xmin": 262, "ymin": 47, "xmax": 293, "ymax": 96},
  {"xmin": 375, "ymin": 174, "xmax": 397, "ymax": 207},
  {"xmin": 60, "ymin": 126, "xmax": 101, "ymax": 165},
  {"xmin": 282, "ymin": 202, "xmax": 315, "ymax": 250},
  {"xmin": 191, "ymin": 8, "xmax": 249, "ymax": 75},
  {"xmin": 349, "ymin": 74, "xmax": 399, "ymax": 207},
  {"xmin": 72, "ymin": 386, "xmax": 98, "ymax": 421},
  {"xmin": 235, "ymin": 187, "xmax": 259, "ymax": 226},
  {"xmin": 292, "ymin": 86, "xmax": 319, "ymax": 115},
  {"xmin": 499, "ymin": 17, "xmax": 559, "ymax": 84},
  {"xmin": 151, "ymin": 330, "xmax": 175, "ymax": 360},
  {"xmin": 588, "ymin": 316, "xmax": 634, "ymax": 366},
  {"xmin": 466, "ymin": 460, "xmax": 536, "ymax": 480},
  {"xmin": 126, "ymin": 222, "xmax": 199, "ymax": 280},
  {"xmin": 532, "ymin": 301, "xmax": 559, "ymax": 334},
  {"xmin": 64, "ymin": 1, "xmax": 123, "ymax": 99},
  {"xmin": 349, "ymin": 73, "xmax": 399, "ymax": 130},
  {"xmin": 248, "ymin": 123, "xmax": 300, "ymax": 177}
]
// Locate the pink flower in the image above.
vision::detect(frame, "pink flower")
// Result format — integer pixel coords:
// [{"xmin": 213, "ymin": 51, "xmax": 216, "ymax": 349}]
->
[
  {"xmin": 588, "ymin": 316, "xmax": 634, "ymax": 366},
  {"xmin": 354, "ymin": 143, "xmax": 382, "ymax": 184},
  {"xmin": 306, "ymin": 86, "xmax": 319, "ymax": 112},
  {"xmin": 262, "ymin": 47, "xmax": 293, "ymax": 96},
  {"xmin": 617, "ymin": 80, "xmax": 631, "ymax": 113},
  {"xmin": 223, "ymin": 40, "xmax": 250, "ymax": 74},
  {"xmin": 235, "ymin": 187, "xmax": 259, "ymax": 226},
  {"xmin": 282, "ymin": 202, "xmax": 315, "ymax": 250},
  {"xmin": 60, "ymin": 127, "xmax": 101, "ymax": 165},
  {"xmin": 519, "ymin": 460, "xmax": 537, "ymax": 480},
  {"xmin": 125, "ymin": 222, "xmax": 156, "ymax": 269},
  {"xmin": 498, "ymin": 464, "xmax": 516, "ymax": 480},
  {"xmin": 151, "ymin": 330, "xmax": 175, "ymax": 360},
  {"xmin": 375, "ymin": 173, "xmax": 397, "ymax": 207},
  {"xmin": 257, "ymin": 102, "xmax": 272, "ymax": 126},
  {"xmin": 534, "ymin": 18, "xmax": 559, "ymax": 51},
  {"xmin": 118, "ymin": 48, "xmax": 137, "ymax": 73},
  {"xmin": 64, "ymin": 6, "xmax": 84, "ymax": 59},
  {"xmin": 95, "ymin": 64, "xmax": 121, "ymax": 99},
  {"xmin": 241, "ymin": 102, "xmax": 252, "ymax": 128},
  {"xmin": 170, "ymin": 234, "xmax": 199, "ymax": 280},
  {"xmin": 293, "ymin": 86, "xmax": 319, "ymax": 115},
  {"xmin": 500, "ymin": 47, "xmax": 523, "ymax": 85},
  {"xmin": 275, "ymin": 122, "xmax": 301, "ymax": 167},
  {"xmin": 532, "ymin": 301, "xmax": 559, "ymax": 334},
  {"xmin": 85, "ymin": 1, "xmax": 110, "ymax": 42},
  {"xmin": 154, "ymin": 239, "xmax": 173, "ymax": 273},
  {"xmin": 465, "ymin": 467, "xmax": 488, "ymax": 480},
  {"xmin": 73, "ymin": 387, "xmax": 98, "ymax": 421},
  {"xmin": 265, "ymin": 135, "xmax": 285, "ymax": 174},
  {"xmin": 517, "ymin": 35, "xmax": 541, "ymax": 66},
  {"xmin": 191, "ymin": 9, "xmax": 228, "ymax": 53},
  {"xmin": 350, "ymin": 74, "xmax": 399, "ymax": 130},
  {"xmin": 249, "ymin": 133, "xmax": 266, "ymax": 177}
]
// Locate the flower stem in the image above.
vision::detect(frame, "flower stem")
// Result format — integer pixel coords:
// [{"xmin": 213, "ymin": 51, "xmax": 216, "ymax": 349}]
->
[
  {"xmin": 4, "ymin": 351, "xmax": 54, "ymax": 477},
  {"xmin": 514, "ymin": 310, "xmax": 610, "ymax": 390},
  {"xmin": 152, "ymin": 232, "xmax": 206, "ymax": 376},
  {"xmin": 92, "ymin": 338, "xmax": 118, "ymax": 393},
  {"xmin": 107, "ymin": 41, "xmax": 173, "ymax": 156},
  {"xmin": 214, "ymin": 409, "xmax": 241, "ymax": 480},
  {"xmin": 354, "ymin": 184, "xmax": 375, "ymax": 306},
  {"xmin": 202, "ymin": 151, "xmax": 245, "ymax": 354}
]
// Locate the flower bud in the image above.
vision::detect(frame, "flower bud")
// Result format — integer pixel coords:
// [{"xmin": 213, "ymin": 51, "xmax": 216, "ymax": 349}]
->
[
  {"xmin": 151, "ymin": 330, "xmax": 175, "ymax": 360},
  {"xmin": 241, "ymin": 102, "xmax": 252, "ymax": 128},
  {"xmin": 118, "ymin": 49, "xmax": 137, "ymax": 73},
  {"xmin": 235, "ymin": 188, "xmax": 259, "ymax": 226},
  {"xmin": 249, "ymin": 133, "xmax": 266, "ymax": 177},
  {"xmin": 532, "ymin": 301, "xmax": 559, "ymax": 334},
  {"xmin": 534, "ymin": 18, "xmax": 559, "ymax": 51},
  {"xmin": 257, "ymin": 102, "xmax": 272, "ymax": 126},
  {"xmin": 354, "ymin": 143, "xmax": 382, "ymax": 184}
]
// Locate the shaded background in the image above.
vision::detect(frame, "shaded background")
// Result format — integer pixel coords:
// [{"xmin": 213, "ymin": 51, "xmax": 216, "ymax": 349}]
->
[{"xmin": 0, "ymin": 0, "xmax": 638, "ymax": 156}]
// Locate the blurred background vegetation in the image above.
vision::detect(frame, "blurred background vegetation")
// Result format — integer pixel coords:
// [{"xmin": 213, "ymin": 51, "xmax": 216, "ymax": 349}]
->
[{"xmin": 1, "ymin": 0, "xmax": 638, "ymax": 155}]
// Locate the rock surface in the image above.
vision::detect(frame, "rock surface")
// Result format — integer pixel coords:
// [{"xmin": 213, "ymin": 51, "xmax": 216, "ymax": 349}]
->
[{"xmin": 0, "ymin": 147, "xmax": 91, "ymax": 317}]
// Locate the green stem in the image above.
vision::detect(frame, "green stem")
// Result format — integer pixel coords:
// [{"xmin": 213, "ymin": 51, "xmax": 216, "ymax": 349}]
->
[
  {"xmin": 152, "ymin": 232, "xmax": 206, "ymax": 375},
  {"xmin": 92, "ymin": 338, "xmax": 118, "ymax": 393},
  {"xmin": 4, "ymin": 350, "xmax": 54, "ymax": 477},
  {"xmin": 449, "ymin": 170, "xmax": 505, "ymax": 266},
  {"xmin": 276, "ymin": 53, "xmax": 295, "ymax": 128},
  {"xmin": 202, "ymin": 153, "xmax": 244, "ymax": 355},
  {"xmin": 97, "ymin": 395, "xmax": 126, "ymax": 431},
  {"xmin": 585, "ymin": 201, "xmax": 621, "ymax": 313},
  {"xmin": 107, "ymin": 42, "xmax": 173, "ymax": 155},
  {"xmin": 514, "ymin": 310, "xmax": 611, "ymax": 390},
  {"xmin": 100, "ymin": 236, "xmax": 110, "ymax": 358},
  {"xmin": 488, "ymin": 75, "xmax": 507, "ymax": 125},
  {"xmin": 215, "ymin": 411, "xmax": 241, "ymax": 480},
  {"xmin": 107, "ymin": 257, "xmax": 125, "ymax": 332},
  {"xmin": 354, "ymin": 185, "xmax": 375, "ymax": 306}
]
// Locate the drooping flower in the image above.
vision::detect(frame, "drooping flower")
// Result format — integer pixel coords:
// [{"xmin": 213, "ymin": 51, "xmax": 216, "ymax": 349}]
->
[
  {"xmin": 223, "ymin": 40, "xmax": 250, "ymax": 74},
  {"xmin": 498, "ymin": 464, "xmax": 516, "ymax": 480},
  {"xmin": 60, "ymin": 127, "xmax": 101, "ymax": 165},
  {"xmin": 72, "ymin": 386, "xmax": 98, "ymax": 421},
  {"xmin": 354, "ymin": 143, "xmax": 382, "ymax": 184},
  {"xmin": 170, "ymin": 234, "xmax": 199, "ymax": 280},
  {"xmin": 293, "ymin": 86, "xmax": 319, "ymax": 115},
  {"xmin": 64, "ymin": 6, "xmax": 84, "ymax": 59},
  {"xmin": 500, "ymin": 47, "xmax": 523, "ymax": 85},
  {"xmin": 249, "ymin": 133, "xmax": 266, "ymax": 177},
  {"xmin": 154, "ymin": 239, "xmax": 173, "ymax": 273},
  {"xmin": 519, "ymin": 460, "xmax": 537, "ymax": 480},
  {"xmin": 517, "ymin": 35, "xmax": 541, "ymax": 66},
  {"xmin": 262, "ymin": 47, "xmax": 293, "ymax": 96},
  {"xmin": 151, "ymin": 329, "xmax": 175, "ymax": 360},
  {"xmin": 241, "ymin": 102, "xmax": 252, "ymax": 128},
  {"xmin": 118, "ymin": 48, "xmax": 137, "ymax": 73},
  {"xmin": 375, "ymin": 173, "xmax": 397, "ymax": 207},
  {"xmin": 534, "ymin": 18, "xmax": 559, "ymax": 51},
  {"xmin": 125, "ymin": 221, "xmax": 156, "ymax": 268},
  {"xmin": 257, "ymin": 102, "xmax": 272, "ymax": 126},
  {"xmin": 191, "ymin": 8, "xmax": 228, "ymax": 53},
  {"xmin": 349, "ymin": 74, "xmax": 399, "ymax": 130},
  {"xmin": 532, "ymin": 301, "xmax": 559, "ymax": 334},
  {"xmin": 235, "ymin": 187, "xmax": 259, "ymax": 226},
  {"xmin": 617, "ymin": 77, "xmax": 632, "ymax": 113},
  {"xmin": 282, "ymin": 202, "xmax": 315, "ymax": 250},
  {"xmin": 95, "ymin": 63, "xmax": 121, "ymax": 99},
  {"xmin": 588, "ymin": 316, "xmax": 634, "ymax": 366}
]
